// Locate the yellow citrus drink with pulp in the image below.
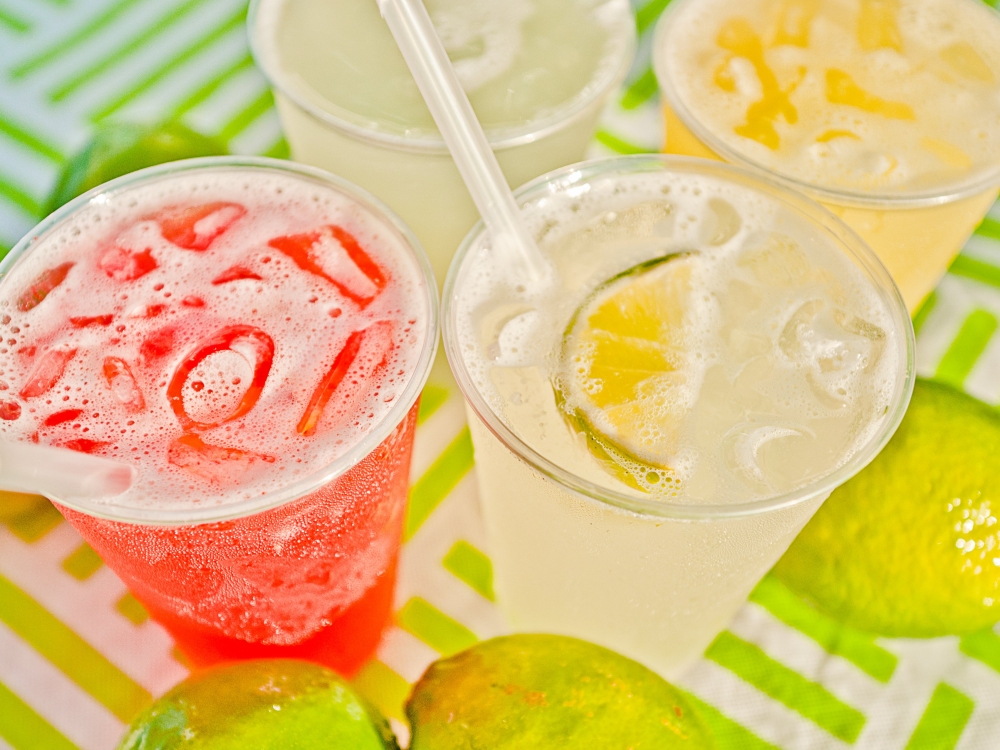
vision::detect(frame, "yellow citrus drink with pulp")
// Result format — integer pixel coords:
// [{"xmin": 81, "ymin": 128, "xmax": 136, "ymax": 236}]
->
[{"xmin": 654, "ymin": 0, "xmax": 1000, "ymax": 311}]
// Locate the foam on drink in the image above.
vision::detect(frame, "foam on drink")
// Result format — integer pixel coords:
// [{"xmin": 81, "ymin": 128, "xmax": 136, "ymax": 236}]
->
[
  {"xmin": 657, "ymin": 0, "xmax": 1000, "ymax": 198},
  {"xmin": 0, "ymin": 167, "xmax": 429, "ymax": 511},
  {"xmin": 454, "ymin": 168, "xmax": 899, "ymax": 504}
]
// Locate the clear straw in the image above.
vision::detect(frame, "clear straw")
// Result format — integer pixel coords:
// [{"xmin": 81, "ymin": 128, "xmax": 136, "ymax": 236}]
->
[
  {"xmin": 376, "ymin": 0, "xmax": 550, "ymax": 285},
  {"xmin": 0, "ymin": 440, "xmax": 136, "ymax": 503}
]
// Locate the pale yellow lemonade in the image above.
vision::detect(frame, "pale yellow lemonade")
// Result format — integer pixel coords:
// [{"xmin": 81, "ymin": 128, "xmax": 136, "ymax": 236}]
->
[
  {"xmin": 444, "ymin": 157, "xmax": 913, "ymax": 677},
  {"xmin": 250, "ymin": 0, "xmax": 635, "ymax": 284},
  {"xmin": 654, "ymin": 0, "xmax": 1000, "ymax": 311}
]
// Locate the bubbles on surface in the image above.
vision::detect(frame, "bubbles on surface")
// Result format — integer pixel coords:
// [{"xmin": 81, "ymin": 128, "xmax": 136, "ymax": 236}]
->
[
  {"xmin": 454, "ymin": 167, "xmax": 899, "ymax": 505},
  {"xmin": 0, "ymin": 169, "xmax": 429, "ymax": 512}
]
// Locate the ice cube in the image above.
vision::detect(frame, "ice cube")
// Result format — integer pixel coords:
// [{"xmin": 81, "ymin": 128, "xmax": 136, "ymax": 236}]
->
[
  {"xmin": 159, "ymin": 202, "xmax": 246, "ymax": 251},
  {"xmin": 703, "ymin": 198, "xmax": 742, "ymax": 246},
  {"xmin": 779, "ymin": 300, "xmax": 879, "ymax": 406},
  {"xmin": 268, "ymin": 225, "xmax": 387, "ymax": 308},
  {"xmin": 940, "ymin": 41, "xmax": 995, "ymax": 83},
  {"xmin": 61, "ymin": 439, "xmax": 110, "ymax": 454},
  {"xmin": 297, "ymin": 321, "xmax": 393, "ymax": 436},
  {"xmin": 17, "ymin": 263, "xmax": 74, "ymax": 312},
  {"xmin": 100, "ymin": 245, "xmax": 158, "ymax": 282},
  {"xmin": 167, "ymin": 326, "xmax": 274, "ymax": 432},
  {"xmin": 140, "ymin": 326, "xmax": 178, "ymax": 362},
  {"xmin": 103, "ymin": 357, "xmax": 145, "ymax": 411},
  {"xmin": 44, "ymin": 409, "xmax": 83, "ymax": 427},
  {"xmin": 168, "ymin": 433, "xmax": 274, "ymax": 483},
  {"xmin": 69, "ymin": 315, "xmax": 114, "ymax": 328},
  {"xmin": 738, "ymin": 232, "xmax": 811, "ymax": 287},
  {"xmin": 212, "ymin": 265, "xmax": 263, "ymax": 284},
  {"xmin": 727, "ymin": 422, "xmax": 807, "ymax": 487},
  {"xmin": 20, "ymin": 348, "xmax": 76, "ymax": 399}
]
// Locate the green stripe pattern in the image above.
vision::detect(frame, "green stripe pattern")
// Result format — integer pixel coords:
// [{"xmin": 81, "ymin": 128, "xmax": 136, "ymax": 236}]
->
[
  {"xmin": 976, "ymin": 215, "xmax": 1000, "ymax": 242},
  {"xmin": 442, "ymin": 541, "xmax": 495, "ymax": 602},
  {"xmin": 61, "ymin": 544, "xmax": 104, "ymax": 581},
  {"xmin": 0, "ymin": 573, "xmax": 151, "ymax": 722},
  {"xmin": 706, "ymin": 631, "xmax": 866, "ymax": 743},
  {"xmin": 903, "ymin": 684, "xmax": 974, "ymax": 750},
  {"xmin": 0, "ymin": 5, "xmax": 30, "ymax": 35},
  {"xmin": 960, "ymin": 629, "xmax": 1000, "ymax": 674},
  {"xmin": 417, "ymin": 384, "xmax": 449, "ymax": 425},
  {"xmin": 397, "ymin": 597, "xmax": 479, "ymax": 657},
  {"xmin": 49, "ymin": 0, "xmax": 216, "ymax": 102},
  {"xmin": 595, "ymin": 129, "xmax": 656, "ymax": 155},
  {"xmin": 684, "ymin": 692, "xmax": 780, "ymax": 750},
  {"xmin": 949, "ymin": 255, "xmax": 1000, "ymax": 290},
  {"xmin": 92, "ymin": 6, "xmax": 249, "ymax": 122},
  {"xmin": 934, "ymin": 309, "xmax": 997, "ymax": 389},
  {"xmin": 12, "ymin": 0, "xmax": 148, "ymax": 78},
  {"xmin": 404, "ymin": 428, "xmax": 474, "ymax": 540},
  {"xmin": 749, "ymin": 576, "xmax": 897, "ymax": 683},
  {"xmin": 0, "ymin": 681, "xmax": 79, "ymax": 750}
]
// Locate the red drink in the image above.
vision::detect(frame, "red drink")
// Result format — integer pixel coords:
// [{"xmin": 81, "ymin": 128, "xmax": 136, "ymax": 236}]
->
[{"xmin": 0, "ymin": 158, "xmax": 437, "ymax": 675}]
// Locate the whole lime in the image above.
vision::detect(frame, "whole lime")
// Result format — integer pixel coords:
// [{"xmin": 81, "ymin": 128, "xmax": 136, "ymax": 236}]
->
[
  {"xmin": 44, "ymin": 121, "xmax": 226, "ymax": 216},
  {"xmin": 117, "ymin": 659, "xmax": 398, "ymax": 749},
  {"xmin": 773, "ymin": 379, "xmax": 1000, "ymax": 637},
  {"xmin": 407, "ymin": 634, "xmax": 716, "ymax": 749}
]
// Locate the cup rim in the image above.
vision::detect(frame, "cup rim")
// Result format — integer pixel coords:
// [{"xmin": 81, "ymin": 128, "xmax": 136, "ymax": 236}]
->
[
  {"xmin": 443, "ymin": 154, "xmax": 916, "ymax": 520},
  {"xmin": 652, "ymin": 0, "xmax": 1000, "ymax": 209},
  {"xmin": 247, "ymin": 0, "xmax": 637, "ymax": 155},
  {"xmin": 1, "ymin": 156, "xmax": 440, "ymax": 526}
]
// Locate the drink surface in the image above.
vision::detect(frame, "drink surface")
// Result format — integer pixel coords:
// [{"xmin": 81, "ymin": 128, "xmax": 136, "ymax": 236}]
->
[
  {"xmin": 255, "ymin": 0, "xmax": 632, "ymax": 140},
  {"xmin": 657, "ymin": 0, "xmax": 1000, "ymax": 199},
  {"xmin": 0, "ymin": 166, "xmax": 429, "ymax": 512},
  {"xmin": 454, "ymin": 168, "xmax": 900, "ymax": 504}
]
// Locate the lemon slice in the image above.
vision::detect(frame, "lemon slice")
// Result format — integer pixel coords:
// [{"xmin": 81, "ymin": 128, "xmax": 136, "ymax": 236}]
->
[{"xmin": 555, "ymin": 254, "xmax": 695, "ymax": 493}]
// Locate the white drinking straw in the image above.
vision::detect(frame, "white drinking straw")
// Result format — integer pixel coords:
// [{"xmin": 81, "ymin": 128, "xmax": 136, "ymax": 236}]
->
[
  {"xmin": 0, "ymin": 440, "xmax": 136, "ymax": 502},
  {"xmin": 376, "ymin": 0, "xmax": 551, "ymax": 285}
]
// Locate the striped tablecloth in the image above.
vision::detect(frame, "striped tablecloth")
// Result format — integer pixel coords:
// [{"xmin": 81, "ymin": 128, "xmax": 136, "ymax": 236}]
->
[{"xmin": 1, "ymin": 0, "xmax": 999, "ymax": 748}]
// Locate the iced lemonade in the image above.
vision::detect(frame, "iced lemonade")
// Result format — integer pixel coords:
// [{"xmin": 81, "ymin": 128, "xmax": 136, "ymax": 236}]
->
[
  {"xmin": 654, "ymin": 0, "xmax": 1000, "ymax": 310},
  {"xmin": 250, "ymin": 0, "xmax": 635, "ymax": 283},
  {"xmin": 444, "ymin": 156, "xmax": 912, "ymax": 676},
  {"xmin": 0, "ymin": 159, "xmax": 435, "ymax": 674}
]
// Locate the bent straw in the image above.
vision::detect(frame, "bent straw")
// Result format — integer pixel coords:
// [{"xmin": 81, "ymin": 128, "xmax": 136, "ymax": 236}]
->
[
  {"xmin": 376, "ymin": 0, "xmax": 550, "ymax": 284},
  {"xmin": 0, "ymin": 440, "xmax": 136, "ymax": 502}
]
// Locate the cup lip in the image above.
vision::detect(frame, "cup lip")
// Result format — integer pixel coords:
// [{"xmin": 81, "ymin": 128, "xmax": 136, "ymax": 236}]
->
[
  {"xmin": 1, "ymin": 155, "xmax": 440, "ymax": 526},
  {"xmin": 652, "ymin": 0, "xmax": 1000, "ymax": 210},
  {"xmin": 247, "ymin": 0, "xmax": 637, "ymax": 155},
  {"xmin": 443, "ymin": 154, "xmax": 916, "ymax": 520}
]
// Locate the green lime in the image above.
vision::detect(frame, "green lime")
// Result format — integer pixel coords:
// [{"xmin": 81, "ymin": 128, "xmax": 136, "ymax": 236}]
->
[
  {"xmin": 407, "ymin": 634, "xmax": 716, "ymax": 749},
  {"xmin": 555, "ymin": 254, "xmax": 694, "ymax": 492},
  {"xmin": 45, "ymin": 122, "xmax": 226, "ymax": 216},
  {"xmin": 773, "ymin": 378, "xmax": 1000, "ymax": 637},
  {"xmin": 117, "ymin": 659, "xmax": 398, "ymax": 750}
]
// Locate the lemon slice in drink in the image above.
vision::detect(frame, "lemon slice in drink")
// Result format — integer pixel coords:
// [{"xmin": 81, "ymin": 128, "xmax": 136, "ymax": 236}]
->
[{"xmin": 555, "ymin": 254, "xmax": 696, "ymax": 493}]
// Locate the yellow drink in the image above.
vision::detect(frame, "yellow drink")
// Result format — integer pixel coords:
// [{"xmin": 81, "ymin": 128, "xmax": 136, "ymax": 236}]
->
[{"xmin": 654, "ymin": 0, "xmax": 1000, "ymax": 311}]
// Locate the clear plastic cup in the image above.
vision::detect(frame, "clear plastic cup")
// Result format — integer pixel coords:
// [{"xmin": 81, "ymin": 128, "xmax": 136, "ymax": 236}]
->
[
  {"xmin": 0, "ymin": 157, "xmax": 438, "ymax": 675},
  {"xmin": 653, "ymin": 0, "xmax": 1000, "ymax": 313},
  {"xmin": 443, "ymin": 155, "xmax": 915, "ymax": 677},
  {"xmin": 248, "ymin": 0, "xmax": 636, "ymax": 286}
]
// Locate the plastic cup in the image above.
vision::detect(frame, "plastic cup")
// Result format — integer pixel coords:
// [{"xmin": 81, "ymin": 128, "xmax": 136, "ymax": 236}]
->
[
  {"xmin": 443, "ymin": 155, "xmax": 915, "ymax": 677},
  {"xmin": 653, "ymin": 0, "xmax": 1000, "ymax": 313},
  {"xmin": 248, "ymin": 0, "xmax": 636, "ymax": 286},
  {"xmin": 0, "ymin": 158, "xmax": 438, "ymax": 675}
]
